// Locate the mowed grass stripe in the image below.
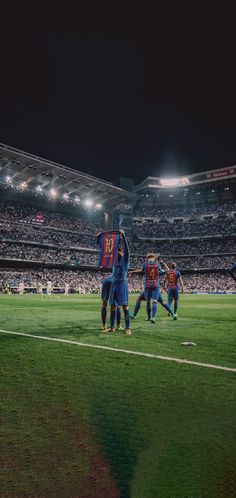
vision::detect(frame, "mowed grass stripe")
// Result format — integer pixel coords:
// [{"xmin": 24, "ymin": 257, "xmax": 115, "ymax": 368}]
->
[{"xmin": 0, "ymin": 328, "xmax": 235, "ymax": 373}]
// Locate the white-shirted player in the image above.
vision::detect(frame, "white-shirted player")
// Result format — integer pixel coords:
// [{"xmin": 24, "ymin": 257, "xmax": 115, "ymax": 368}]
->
[
  {"xmin": 18, "ymin": 282, "xmax": 24, "ymax": 295},
  {"xmin": 47, "ymin": 280, "xmax": 53, "ymax": 296},
  {"xmin": 37, "ymin": 282, "xmax": 44, "ymax": 297},
  {"xmin": 64, "ymin": 283, "xmax": 69, "ymax": 295}
]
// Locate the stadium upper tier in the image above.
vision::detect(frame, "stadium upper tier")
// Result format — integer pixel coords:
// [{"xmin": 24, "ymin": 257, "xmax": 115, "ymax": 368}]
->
[{"xmin": 0, "ymin": 143, "xmax": 134, "ymax": 208}]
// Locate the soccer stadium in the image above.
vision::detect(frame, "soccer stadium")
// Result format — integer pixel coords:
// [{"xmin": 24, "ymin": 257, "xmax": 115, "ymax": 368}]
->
[{"xmin": 0, "ymin": 142, "xmax": 235, "ymax": 497}]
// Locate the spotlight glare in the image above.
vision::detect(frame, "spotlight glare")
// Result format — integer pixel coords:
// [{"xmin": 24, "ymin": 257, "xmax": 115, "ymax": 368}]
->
[
  {"xmin": 36, "ymin": 185, "xmax": 42, "ymax": 192},
  {"xmin": 63, "ymin": 193, "xmax": 69, "ymax": 200},
  {"xmin": 49, "ymin": 189, "xmax": 57, "ymax": 198},
  {"xmin": 20, "ymin": 181, "xmax": 27, "ymax": 190},
  {"xmin": 84, "ymin": 199, "xmax": 93, "ymax": 207},
  {"xmin": 95, "ymin": 203, "xmax": 102, "ymax": 209},
  {"xmin": 6, "ymin": 175, "xmax": 11, "ymax": 183}
]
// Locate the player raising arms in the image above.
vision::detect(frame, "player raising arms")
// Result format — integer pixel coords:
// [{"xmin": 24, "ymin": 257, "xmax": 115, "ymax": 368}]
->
[
  {"xmin": 101, "ymin": 274, "xmax": 122, "ymax": 330},
  {"xmin": 164, "ymin": 262, "xmax": 184, "ymax": 318},
  {"xmin": 129, "ymin": 253, "xmax": 169, "ymax": 323},
  {"xmin": 105, "ymin": 230, "xmax": 131, "ymax": 335}
]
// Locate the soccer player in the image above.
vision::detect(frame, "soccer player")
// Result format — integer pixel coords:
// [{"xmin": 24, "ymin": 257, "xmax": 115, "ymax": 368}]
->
[
  {"xmin": 165, "ymin": 262, "xmax": 184, "ymax": 318},
  {"xmin": 229, "ymin": 262, "xmax": 236, "ymax": 282},
  {"xmin": 47, "ymin": 280, "xmax": 53, "ymax": 297},
  {"xmin": 64, "ymin": 283, "xmax": 70, "ymax": 295},
  {"xmin": 106, "ymin": 230, "xmax": 131, "ymax": 335},
  {"xmin": 131, "ymin": 289, "xmax": 176, "ymax": 320},
  {"xmin": 37, "ymin": 282, "xmax": 44, "ymax": 297},
  {"xmin": 101, "ymin": 275, "xmax": 122, "ymax": 330},
  {"xmin": 129, "ymin": 254, "xmax": 169, "ymax": 323},
  {"xmin": 18, "ymin": 281, "xmax": 24, "ymax": 295}
]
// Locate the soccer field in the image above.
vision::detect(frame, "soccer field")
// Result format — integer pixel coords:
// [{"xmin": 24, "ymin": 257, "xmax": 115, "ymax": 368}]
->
[{"xmin": 1, "ymin": 294, "xmax": 236, "ymax": 498}]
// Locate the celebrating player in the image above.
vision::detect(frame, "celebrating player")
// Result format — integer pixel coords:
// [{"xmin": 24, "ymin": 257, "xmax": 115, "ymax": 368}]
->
[
  {"xmin": 101, "ymin": 274, "xmax": 122, "ymax": 330},
  {"xmin": 131, "ymin": 289, "xmax": 176, "ymax": 320},
  {"xmin": 105, "ymin": 230, "xmax": 131, "ymax": 335},
  {"xmin": 129, "ymin": 253, "xmax": 169, "ymax": 323},
  {"xmin": 164, "ymin": 263, "xmax": 184, "ymax": 318}
]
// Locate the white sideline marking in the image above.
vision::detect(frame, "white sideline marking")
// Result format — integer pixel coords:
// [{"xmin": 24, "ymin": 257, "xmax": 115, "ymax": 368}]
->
[{"xmin": 0, "ymin": 328, "xmax": 235, "ymax": 373}]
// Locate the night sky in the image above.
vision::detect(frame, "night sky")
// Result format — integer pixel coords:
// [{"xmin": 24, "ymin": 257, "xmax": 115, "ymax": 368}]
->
[{"xmin": 0, "ymin": 3, "xmax": 235, "ymax": 183}]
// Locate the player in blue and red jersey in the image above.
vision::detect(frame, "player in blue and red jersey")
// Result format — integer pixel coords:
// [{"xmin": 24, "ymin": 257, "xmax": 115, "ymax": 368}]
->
[
  {"xmin": 165, "ymin": 262, "xmax": 184, "ymax": 318},
  {"xmin": 129, "ymin": 253, "xmax": 169, "ymax": 323},
  {"xmin": 101, "ymin": 274, "xmax": 122, "ymax": 330},
  {"xmin": 105, "ymin": 230, "xmax": 131, "ymax": 335},
  {"xmin": 229, "ymin": 262, "xmax": 236, "ymax": 282},
  {"xmin": 131, "ymin": 289, "xmax": 176, "ymax": 320}
]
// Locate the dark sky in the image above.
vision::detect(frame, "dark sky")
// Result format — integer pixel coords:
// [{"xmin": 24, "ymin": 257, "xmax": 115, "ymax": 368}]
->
[{"xmin": 0, "ymin": 2, "xmax": 236, "ymax": 183}]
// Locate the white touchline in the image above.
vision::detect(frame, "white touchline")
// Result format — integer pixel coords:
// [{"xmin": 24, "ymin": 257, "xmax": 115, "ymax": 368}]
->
[{"xmin": 0, "ymin": 328, "xmax": 235, "ymax": 373}]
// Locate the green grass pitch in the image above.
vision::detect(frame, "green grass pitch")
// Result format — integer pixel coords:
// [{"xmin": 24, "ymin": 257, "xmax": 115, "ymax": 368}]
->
[{"xmin": 1, "ymin": 293, "xmax": 236, "ymax": 498}]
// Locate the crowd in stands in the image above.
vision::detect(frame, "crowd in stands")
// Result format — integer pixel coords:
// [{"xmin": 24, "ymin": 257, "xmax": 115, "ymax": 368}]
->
[
  {"xmin": 134, "ymin": 216, "xmax": 236, "ymax": 238},
  {"xmin": 134, "ymin": 200, "xmax": 236, "ymax": 219},
  {"xmin": 0, "ymin": 269, "xmax": 235, "ymax": 294},
  {"xmin": 131, "ymin": 239, "xmax": 236, "ymax": 255},
  {"xmin": 0, "ymin": 222, "xmax": 95, "ymax": 248},
  {"xmin": 130, "ymin": 254, "xmax": 236, "ymax": 270},
  {"xmin": 0, "ymin": 201, "xmax": 101, "ymax": 233},
  {"xmin": 0, "ymin": 240, "xmax": 235, "ymax": 270},
  {"xmin": 0, "ymin": 242, "xmax": 97, "ymax": 265},
  {"xmin": 0, "ymin": 198, "xmax": 235, "ymax": 278}
]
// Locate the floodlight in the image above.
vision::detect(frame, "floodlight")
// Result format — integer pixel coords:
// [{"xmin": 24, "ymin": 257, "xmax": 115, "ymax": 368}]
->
[
  {"xmin": 20, "ymin": 181, "xmax": 27, "ymax": 190},
  {"xmin": 49, "ymin": 189, "xmax": 57, "ymax": 198},
  {"xmin": 84, "ymin": 199, "xmax": 93, "ymax": 207}
]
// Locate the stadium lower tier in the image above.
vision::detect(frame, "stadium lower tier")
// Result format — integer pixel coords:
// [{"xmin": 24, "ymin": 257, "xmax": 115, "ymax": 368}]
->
[{"xmin": 0, "ymin": 268, "xmax": 235, "ymax": 293}]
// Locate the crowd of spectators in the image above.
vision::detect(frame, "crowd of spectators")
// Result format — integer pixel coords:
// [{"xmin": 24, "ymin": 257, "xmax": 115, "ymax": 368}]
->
[
  {"xmin": 0, "ymin": 240, "xmax": 235, "ymax": 270},
  {"xmin": 0, "ymin": 269, "xmax": 235, "ymax": 294},
  {"xmin": 0, "ymin": 198, "xmax": 235, "ymax": 275},
  {"xmin": 134, "ymin": 216, "xmax": 236, "ymax": 238},
  {"xmin": 0, "ymin": 201, "xmax": 101, "ymax": 233},
  {"xmin": 0, "ymin": 242, "xmax": 97, "ymax": 265},
  {"xmin": 130, "ymin": 254, "xmax": 236, "ymax": 270},
  {"xmin": 131, "ymin": 239, "xmax": 236, "ymax": 255},
  {"xmin": 0, "ymin": 222, "xmax": 95, "ymax": 248},
  {"xmin": 134, "ymin": 199, "xmax": 236, "ymax": 219}
]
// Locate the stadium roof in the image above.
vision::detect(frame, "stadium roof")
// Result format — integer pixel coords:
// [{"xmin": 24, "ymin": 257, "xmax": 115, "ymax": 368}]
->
[
  {"xmin": 0, "ymin": 143, "xmax": 134, "ymax": 207},
  {"xmin": 134, "ymin": 166, "xmax": 236, "ymax": 192}
]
